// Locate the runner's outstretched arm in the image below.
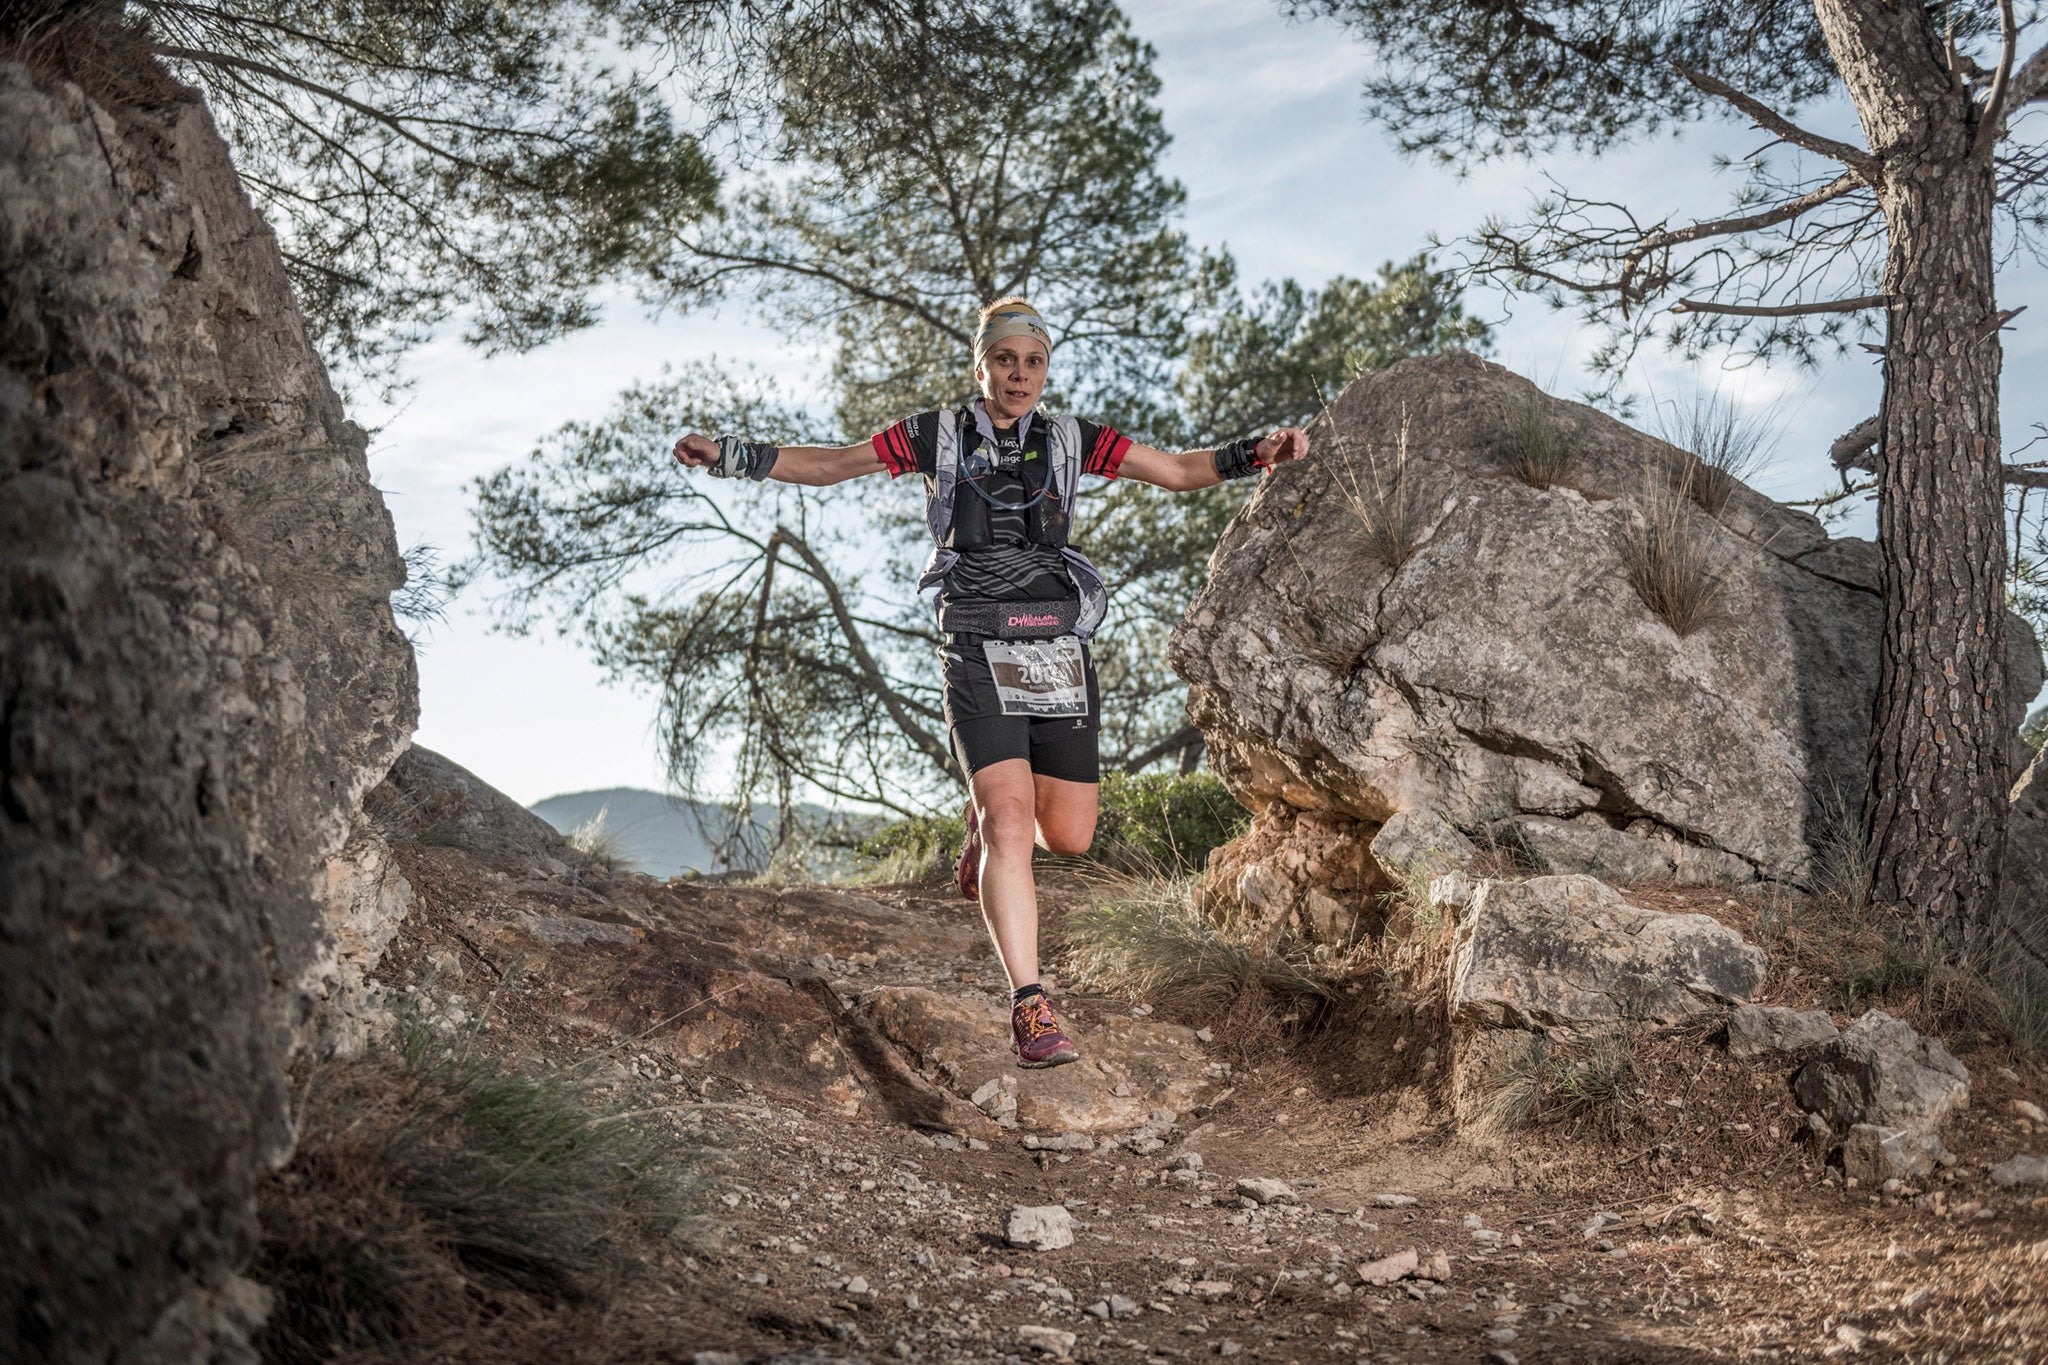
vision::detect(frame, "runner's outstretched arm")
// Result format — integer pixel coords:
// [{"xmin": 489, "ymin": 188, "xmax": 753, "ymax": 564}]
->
[
  {"xmin": 1115, "ymin": 426, "xmax": 1310, "ymax": 491},
  {"xmin": 670, "ymin": 432, "xmax": 884, "ymax": 486}
]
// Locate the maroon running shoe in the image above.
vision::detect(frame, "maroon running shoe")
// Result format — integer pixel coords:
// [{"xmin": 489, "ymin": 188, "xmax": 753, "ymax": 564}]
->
[
  {"xmin": 956, "ymin": 800, "xmax": 982, "ymax": 902},
  {"xmin": 1011, "ymin": 994, "xmax": 1080, "ymax": 1068}
]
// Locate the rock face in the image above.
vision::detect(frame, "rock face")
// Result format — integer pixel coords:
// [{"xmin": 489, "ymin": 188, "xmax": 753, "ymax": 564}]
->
[
  {"xmin": 1448, "ymin": 876, "xmax": 1767, "ymax": 1030},
  {"xmin": 1, "ymin": 61, "xmax": 415, "ymax": 1362},
  {"xmin": 1794, "ymin": 1011, "xmax": 1970, "ymax": 1136},
  {"xmin": 1171, "ymin": 352, "xmax": 2042, "ymax": 931}
]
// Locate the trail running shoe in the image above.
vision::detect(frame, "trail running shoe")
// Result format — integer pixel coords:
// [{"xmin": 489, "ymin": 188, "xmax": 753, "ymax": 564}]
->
[
  {"xmin": 1012, "ymin": 994, "xmax": 1080, "ymax": 1068},
  {"xmin": 956, "ymin": 800, "xmax": 982, "ymax": 902}
]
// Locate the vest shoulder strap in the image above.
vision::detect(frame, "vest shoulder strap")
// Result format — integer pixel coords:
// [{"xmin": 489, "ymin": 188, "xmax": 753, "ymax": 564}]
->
[
  {"xmin": 1046, "ymin": 414, "xmax": 1082, "ymax": 505},
  {"xmin": 926, "ymin": 407, "xmax": 963, "ymax": 546}
]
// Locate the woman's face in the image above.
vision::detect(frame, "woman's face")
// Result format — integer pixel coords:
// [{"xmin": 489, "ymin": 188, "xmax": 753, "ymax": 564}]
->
[{"xmin": 975, "ymin": 337, "xmax": 1049, "ymax": 424}]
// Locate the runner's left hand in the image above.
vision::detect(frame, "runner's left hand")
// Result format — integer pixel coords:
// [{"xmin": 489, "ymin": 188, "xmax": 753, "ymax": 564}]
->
[{"xmin": 1256, "ymin": 427, "xmax": 1309, "ymax": 468}]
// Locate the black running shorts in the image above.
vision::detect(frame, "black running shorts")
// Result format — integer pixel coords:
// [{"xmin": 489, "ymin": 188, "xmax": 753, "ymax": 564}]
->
[{"xmin": 940, "ymin": 636, "xmax": 1101, "ymax": 783}]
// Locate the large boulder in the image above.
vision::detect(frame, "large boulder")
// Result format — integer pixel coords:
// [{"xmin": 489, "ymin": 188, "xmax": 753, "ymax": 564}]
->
[
  {"xmin": 1, "ymin": 56, "xmax": 415, "ymax": 1363},
  {"xmin": 1172, "ymin": 352, "xmax": 2041, "ymax": 921},
  {"xmin": 1448, "ymin": 875, "xmax": 1767, "ymax": 1030}
]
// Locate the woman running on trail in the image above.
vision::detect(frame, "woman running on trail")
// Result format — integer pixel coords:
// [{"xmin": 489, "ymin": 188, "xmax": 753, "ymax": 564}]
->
[{"xmin": 672, "ymin": 298, "xmax": 1307, "ymax": 1069}]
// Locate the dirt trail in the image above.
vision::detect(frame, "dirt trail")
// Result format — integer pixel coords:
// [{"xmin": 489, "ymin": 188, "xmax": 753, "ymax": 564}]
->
[{"xmin": 374, "ymin": 846, "xmax": 2048, "ymax": 1363}]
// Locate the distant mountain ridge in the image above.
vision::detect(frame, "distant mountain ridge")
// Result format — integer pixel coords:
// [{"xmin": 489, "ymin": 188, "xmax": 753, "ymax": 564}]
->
[
  {"xmin": 529, "ymin": 787, "xmax": 870, "ymax": 878},
  {"xmin": 529, "ymin": 787, "xmax": 775, "ymax": 878}
]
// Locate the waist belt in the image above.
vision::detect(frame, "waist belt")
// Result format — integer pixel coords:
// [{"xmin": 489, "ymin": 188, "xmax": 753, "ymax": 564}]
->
[{"xmin": 938, "ymin": 597, "xmax": 1080, "ymax": 639}]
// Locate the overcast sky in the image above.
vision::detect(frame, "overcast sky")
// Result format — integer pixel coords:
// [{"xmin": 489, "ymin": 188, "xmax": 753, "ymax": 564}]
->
[{"xmin": 358, "ymin": 0, "xmax": 2048, "ymax": 808}]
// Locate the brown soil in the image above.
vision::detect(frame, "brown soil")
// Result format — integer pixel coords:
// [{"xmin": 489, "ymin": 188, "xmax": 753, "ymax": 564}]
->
[{"xmin": 318, "ymin": 848, "xmax": 2048, "ymax": 1363}]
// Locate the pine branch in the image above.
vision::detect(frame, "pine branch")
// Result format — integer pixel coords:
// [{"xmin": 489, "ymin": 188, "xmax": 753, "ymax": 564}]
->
[
  {"xmin": 1669, "ymin": 294, "xmax": 1887, "ymax": 318},
  {"xmin": 1976, "ymin": 0, "xmax": 2020, "ymax": 157},
  {"xmin": 1675, "ymin": 64, "xmax": 1880, "ymax": 182}
]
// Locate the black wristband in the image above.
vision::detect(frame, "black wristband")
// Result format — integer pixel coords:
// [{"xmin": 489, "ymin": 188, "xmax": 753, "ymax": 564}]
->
[
  {"xmin": 713, "ymin": 435, "xmax": 781, "ymax": 481},
  {"xmin": 1213, "ymin": 436, "xmax": 1265, "ymax": 481}
]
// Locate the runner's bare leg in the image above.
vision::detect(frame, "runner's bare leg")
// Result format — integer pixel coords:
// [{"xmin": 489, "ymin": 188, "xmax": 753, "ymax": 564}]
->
[{"xmin": 969, "ymin": 760, "xmax": 1098, "ymax": 990}]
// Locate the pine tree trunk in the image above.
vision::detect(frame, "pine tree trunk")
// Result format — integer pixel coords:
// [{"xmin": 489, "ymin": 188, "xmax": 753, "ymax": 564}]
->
[{"xmin": 1813, "ymin": 0, "xmax": 2009, "ymax": 953}]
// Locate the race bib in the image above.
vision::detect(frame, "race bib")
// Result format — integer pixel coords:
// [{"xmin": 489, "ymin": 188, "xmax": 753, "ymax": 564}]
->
[{"xmin": 983, "ymin": 636, "xmax": 1088, "ymax": 717}]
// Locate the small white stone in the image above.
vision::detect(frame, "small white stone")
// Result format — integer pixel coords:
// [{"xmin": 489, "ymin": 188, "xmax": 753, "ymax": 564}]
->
[
  {"xmin": 1357, "ymin": 1250, "xmax": 1420, "ymax": 1286},
  {"xmin": 1015, "ymin": 1324, "xmax": 1076, "ymax": 1357},
  {"xmin": 1006, "ymin": 1205, "xmax": 1075, "ymax": 1251}
]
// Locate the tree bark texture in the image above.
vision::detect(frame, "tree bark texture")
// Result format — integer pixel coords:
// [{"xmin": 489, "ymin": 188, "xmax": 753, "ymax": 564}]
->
[{"xmin": 1813, "ymin": 0, "xmax": 2010, "ymax": 951}]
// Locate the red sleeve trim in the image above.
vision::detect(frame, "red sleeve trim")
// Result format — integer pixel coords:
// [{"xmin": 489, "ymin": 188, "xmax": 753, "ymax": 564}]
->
[
  {"xmin": 1084, "ymin": 427, "xmax": 1133, "ymax": 480},
  {"xmin": 872, "ymin": 423, "xmax": 916, "ymax": 477}
]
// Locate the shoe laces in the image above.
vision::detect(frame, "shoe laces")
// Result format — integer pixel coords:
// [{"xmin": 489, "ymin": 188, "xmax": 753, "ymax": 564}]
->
[{"xmin": 1016, "ymin": 996, "xmax": 1061, "ymax": 1041}]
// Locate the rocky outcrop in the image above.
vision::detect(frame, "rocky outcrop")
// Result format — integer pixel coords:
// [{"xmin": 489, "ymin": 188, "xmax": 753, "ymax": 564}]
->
[
  {"xmin": 1197, "ymin": 804, "xmax": 1388, "ymax": 945},
  {"xmin": 1172, "ymin": 352, "xmax": 2042, "ymax": 931},
  {"xmin": 1, "ymin": 58, "xmax": 414, "ymax": 1364},
  {"xmin": 1446, "ymin": 875, "xmax": 1766, "ymax": 1031},
  {"xmin": 1794, "ymin": 1010, "xmax": 1970, "ymax": 1136}
]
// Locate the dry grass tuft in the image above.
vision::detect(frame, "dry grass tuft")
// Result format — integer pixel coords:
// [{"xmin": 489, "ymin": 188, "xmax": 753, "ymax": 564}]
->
[
  {"xmin": 254, "ymin": 1027, "xmax": 697, "ymax": 1364},
  {"xmin": 1621, "ymin": 469, "xmax": 1737, "ymax": 636},
  {"xmin": 1652, "ymin": 388, "xmax": 1779, "ymax": 517},
  {"xmin": 1056, "ymin": 875, "xmax": 1343, "ymax": 1023},
  {"xmin": 1328, "ymin": 403, "xmax": 1425, "ymax": 568},
  {"xmin": 564, "ymin": 804, "xmax": 628, "ymax": 870},
  {"xmin": 1498, "ymin": 392, "xmax": 1581, "ymax": 489},
  {"xmin": 1469, "ymin": 1026, "xmax": 1642, "ymax": 1136},
  {"xmin": 1, "ymin": 10, "xmax": 192, "ymax": 111}
]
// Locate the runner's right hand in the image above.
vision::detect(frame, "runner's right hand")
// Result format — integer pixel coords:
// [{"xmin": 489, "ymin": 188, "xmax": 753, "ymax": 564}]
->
[{"xmin": 672, "ymin": 433, "xmax": 718, "ymax": 469}]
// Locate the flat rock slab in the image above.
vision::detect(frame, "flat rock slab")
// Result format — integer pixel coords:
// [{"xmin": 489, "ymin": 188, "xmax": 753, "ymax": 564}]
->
[
  {"xmin": 1006, "ymin": 1205, "xmax": 1075, "ymax": 1251},
  {"xmin": 1727, "ymin": 1003, "xmax": 1838, "ymax": 1061},
  {"xmin": 1794, "ymin": 1010, "xmax": 1969, "ymax": 1136},
  {"xmin": 857, "ymin": 986, "xmax": 1213, "ymax": 1132},
  {"xmin": 1448, "ymin": 875, "xmax": 1768, "ymax": 1030},
  {"xmin": 1235, "ymin": 1177, "xmax": 1295, "ymax": 1205}
]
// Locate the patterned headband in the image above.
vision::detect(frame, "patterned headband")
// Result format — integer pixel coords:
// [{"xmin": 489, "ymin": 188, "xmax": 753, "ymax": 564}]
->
[{"xmin": 973, "ymin": 306, "xmax": 1053, "ymax": 366}]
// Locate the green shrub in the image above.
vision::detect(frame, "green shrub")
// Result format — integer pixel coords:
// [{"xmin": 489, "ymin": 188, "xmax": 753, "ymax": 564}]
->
[
  {"xmin": 1088, "ymin": 771, "xmax": 1248, "ymax": 875},
  {"xmin": 852, "ymin": 810, "xmax": 966, "ymax": 882}
]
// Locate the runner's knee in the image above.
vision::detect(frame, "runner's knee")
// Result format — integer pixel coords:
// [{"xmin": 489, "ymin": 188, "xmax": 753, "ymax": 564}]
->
[{"xmin": 980, "ymin": 796, "xmax": 1038, "ymax": 853}]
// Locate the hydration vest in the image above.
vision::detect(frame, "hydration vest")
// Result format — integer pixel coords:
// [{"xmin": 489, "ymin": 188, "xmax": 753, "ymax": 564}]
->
[{"xmin": 915, "ymin": 404, "xmax": 1109, "ymax": 641}]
